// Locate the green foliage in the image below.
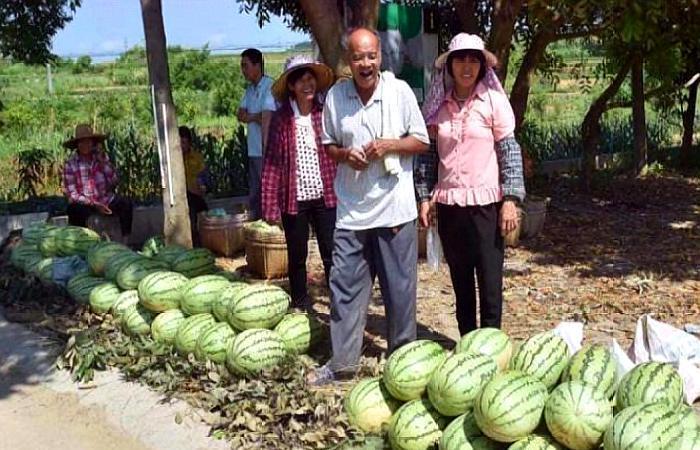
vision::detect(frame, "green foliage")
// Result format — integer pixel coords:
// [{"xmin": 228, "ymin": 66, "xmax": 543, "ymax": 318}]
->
[{"xmin": 71, "ymin": 55, "xmax": 92, "ymax": 74}]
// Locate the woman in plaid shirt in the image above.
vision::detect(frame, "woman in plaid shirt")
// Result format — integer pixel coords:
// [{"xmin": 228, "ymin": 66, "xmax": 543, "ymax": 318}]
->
[
  {"xmin": 62, "ymin": 124, "xmax": 133, "ymax": 240},
  {"xmin": 261, "ymin": 55, "xmax": 337, "ymax": 311}
]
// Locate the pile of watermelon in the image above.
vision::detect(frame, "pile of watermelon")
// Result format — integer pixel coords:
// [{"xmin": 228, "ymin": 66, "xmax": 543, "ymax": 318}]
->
[
  {"xmin": 345, "ymin": 328, "xmax": 700, "ymax": 450},
  {"xmin": 11, "ymin": 222, "xmax": 325, "ymax": 375}
]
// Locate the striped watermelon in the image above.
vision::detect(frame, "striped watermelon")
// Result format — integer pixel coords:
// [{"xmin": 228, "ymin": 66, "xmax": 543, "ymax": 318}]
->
[
  {"xmin": 469, "ymin": 437, "xmax": 504, "ymax": 450},
  {"xmin": 116, "ymin": 258, "xmax": 170, "ymax": 290},
  {"xmin": 507, "ymin": 435, "xmax": 564, "ymax": 450},
  {"xmin": 388, "ymin": 398, "xmax": 448, "ymax": 450},
  {"xmin": 10, "ymin": 244, "xmax": 41, "ymax": 271},
  {"xmin": 679, "ymin": 405, "xmax": 700, "ymax": 431},
  {"xmin": 35, "ymin": 257, "xmax": 54, "ymax": 281},
  {"xmin": 561, "ymin": 344, "xmax": 617, "ymax": 398},
  {"xmin": 383, "ymin": 340, "xmax": 446, "ymax": 401},
  {"xmin": 227, "ymin": 284, "xmax": 290, "ymax": 330},
  {"xmin": 104, "ymin": 251, "xmax": 141, "ymax": 281},
  {"xmin": 604, "ymin": 402, "xmax": 685, "ymax": 450},
  {"xmin": 151, "ymin": 309, "xmax": 187, "ymax": 345},
  {"xmin": 180, "ymin": 275, "xmax": 231, "ymax": 316},
  {"xmin": 138, "ymin": 271, "xmax": 188, "ymax": 312},
  {"xmin": 544, "ymin": 381, "xmax": 613, "ymax": 450},
  {"xmin": 174, "ymin": 313, "xmax": 216, "ymax": 355},
  {"xmin": 122, "ymin": 305, "xmax": 155, "ymax": 336},
  {"xmin": 171, "ymin": 248, "xmax": 216, "ymax": 277},
  {"xmin": 215, "ymin": 270, "xmax": 244, "ymax": 282},
  {"xmin": 21, "ymin": 222, "xmax": 50, "ymax": 246},
  {"xmin": 152, "ymin": 244, "xmax": 188, "ymax": 266},
  {"xmin": 273, "ymin": 313, "xmax": 325, "ymax": 355},
  {"xmin": 194, "ymin": 322, "xmax": 236, "ymax": 363},
  {"xmin": 439, "ymin": 411, "xmax": 481, "ymax": 450},
  {"xmin": 427, "ymin": 352, "xmax": 498, "ymax": 417},
  {"xmin": 87, "ymin": 241, "xmax": 129, "ymax": 276},
  {"xmin": 88, "ymin": 282, "xmax": 122, "ymax": 314},
  {"xmin": 473, "ymin": 371, "xmax": 548, "ymax": 443},
  {"xmin": 111, "ymin": 290, "xmax": 140, "ymax": 320},
  {"xmin": 455, "ymin": 327, "xmax": 513, "ymax": 371},
  {"xmin": 615, "ymin": 362, "xmax": 684, "ymax": 410},
  {"xmin": 38, "ymin": 225, "xmax": 60, "ymax": 256},
  {"xmin": 345, "ymin": 377, "xmax": 401, "ymax": 434},
  {"xmin": 225, "ymin": 328, "xmax": 287, "ymax": 375},
  {"xmin": 678, "ymin": 426, "xmax": 700, "ymax": 450},
  {"xmin": 67, "ymin": 273, "xmax": 107, "ymax": 304},
  {"xmin": 55, "ymin": 226, "xmax": 101, "ymax": 256},
  {"xmin": 213, "ymin": 282, "xmax": 247, "ymax": 322},
  {"xmin": 22, "ymin": 253, "xmax": 44, "ymax": 274},
  {"xmin": 509, "ymin": 332, "xmax": 569, "ymax": 389}
]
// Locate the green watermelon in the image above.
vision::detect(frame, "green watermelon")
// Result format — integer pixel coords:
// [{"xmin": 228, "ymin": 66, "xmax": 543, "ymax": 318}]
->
[
  {"xmin": 115, "ymin": 257, "xmax": 170, "ymax": 290},
  {"xmin": 151, "ymin": 309, "xmax": 187, "ymax": 345},
  {"xmin": 615, "ymin": 362, "xmax": 684, "ymax": 410},
  {"xmin": 273, "ymin": 313, "xmax": 325, "ymax": 355},
  {"xmin": 194, "ymin": 322, "xmax": 236, "ymax": 363},
  {"xmin": 174, "ymin": 313, "xmax": 216, "ymax": 355},
  {"xmin": 473, "ymin": 371, "xmax": 548, "ymax": 443},
  {"xmin": 428, "ymin": 352, "xmax": 498, "ymax": 417},
  {"xmin": 388, "ymin": 398, "xmax": 448, "ymax": 450},
  {"xmin": 455, "ymin": 327, "xmax": 513, "ymax": 371},
  {"xmin": 171, "ymin": 248, "xmax": 216, "ymax": 277},
  {"xmin": 344, "ymin": 377, "xmax": 401, "ymax": 434},
  {"xmin": 180, "ymin": 275, "xmax": 230, "ymax": 316},
  {"xmin": 678, "ymin": 405, "xmax": 700, "ymax": 431},
  {"xmin": 88, "ymin": 282, "xmax": 122, "ymax": 314},
  {"xmin": 152, "ymin": 244, "xmax": 188, "ymax": 266},
  {"xmin": 122, "ymin": 305, "xmax": 155, "ymax": 336},
  {"xmin": 213, "ymin": 282, "xmax": 247, "ymax": 322},
  {"xmin": 111, "ymin": 290, "xmax": 140, "ymax": 320},
  {"xmin": 67, "ymin": 273, "xmax": 107, "ymax": 304},
  {"xmin": 225, "ymin": 328, "xmax": 287, "ymax": 375},
  {"xmin": 469, "ymin": 436, "xmax": 505, "ymax": 450},
  {"xmin": 10, "ymin": 243, "xmax": 41, "ymax": 271},
  {"xmin": 604, "ymin": 402, "xmax": 685, "ymax": 450},
  {"xmin": 137, "ymin": 271, "xmax": 188, "ymax": 312},
  {"xmin": 38, "ymin": 225, "xmax": 61, "ymax": 256},
  {"xmin": 104, "ymin": 251, "xmax": 141, "ymax": 281},
  {"xmin": 544, "ymin": 381, "xmax": 613, "ymax": 450},
  {"xmin": 383, "ymin": 340, "xmax": 446, "ymax": 401},
  {"xmin": 227, "ymin": 284, "xmax": 290, "ymax": 330},
  {"xmin": 561, "ymin": 344, "xmax": 617, "ymax": 398},
  {"xmin": 678, "ymin": 426, "xmax": 700, "ymax": 450},
  {"xmin": 55, "ymin": 226, "xmax": 101, "ymax": 256},
  {"xmin": 87, "ymin": 241, "xmax": 129, "ymax": 276},
  {"xmin": 509, "ymin": 332, "xmax": 569, "ymax": 389},
  {"xmin": 21, "ymin": 221, "xmax": 50, "ymax": 246},
  {"xmin": 439, "ymin": 411, "xmax": 481, "ymax": 450},
  {"xmin": 508, "ymin": 435, "xmax": 564, "ymax": 450},
  {"xmin": 35, "ymin": 257, "xmax": 54, "ymax": 281}
]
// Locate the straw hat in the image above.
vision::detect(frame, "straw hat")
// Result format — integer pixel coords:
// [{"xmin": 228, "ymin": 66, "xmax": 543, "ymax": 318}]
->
[
  {"xmin": 435, "ymin": 33, "xmax": 498, "ymax": 70},
  {"xmin": 271, "ymin": 54, "xmax": 334, "ymax": 101},
  {"xmin": 63, "ymin": 124, "xmax": 106, "ymax": 149}
]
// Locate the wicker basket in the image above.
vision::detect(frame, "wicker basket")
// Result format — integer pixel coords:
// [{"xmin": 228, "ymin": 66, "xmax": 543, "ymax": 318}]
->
[
  {"xmin": 244, "ymin": 228, "xmax": 288, "ymax": 279},
  {"xmin": 199, "ymin": 211, "xmax": 250, "ymax": 256}
]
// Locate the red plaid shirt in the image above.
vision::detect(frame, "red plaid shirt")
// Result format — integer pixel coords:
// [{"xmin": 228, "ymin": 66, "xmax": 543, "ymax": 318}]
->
[
  {"xmin": 262, "ymin": 100, "xmax": 337, "ymax": 222},
  {"xmin": 62, "ymin": 151, "xmax": 117, "ymax": 206}
]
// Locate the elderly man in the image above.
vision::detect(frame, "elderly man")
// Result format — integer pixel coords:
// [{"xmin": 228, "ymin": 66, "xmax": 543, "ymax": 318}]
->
[{"xmin": 307, "ymin": 28, "xmax": 430, "ymax": 385}]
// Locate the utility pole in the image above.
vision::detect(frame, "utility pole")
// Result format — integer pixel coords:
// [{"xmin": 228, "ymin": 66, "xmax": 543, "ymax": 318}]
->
[{"xmin": 46, "ymin": 63, "xmax": 54, "ymax": 95}]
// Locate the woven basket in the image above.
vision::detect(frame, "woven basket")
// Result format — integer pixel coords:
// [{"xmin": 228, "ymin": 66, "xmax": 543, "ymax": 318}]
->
[{"xmin": 244, "ymin": 228, "xmax": 287, "ymax": 279}]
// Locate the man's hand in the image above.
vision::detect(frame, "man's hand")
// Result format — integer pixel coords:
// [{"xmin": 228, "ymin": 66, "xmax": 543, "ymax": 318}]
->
[
  {"xmin": 418, "ymin": 200, "xmax": 435, "ymax": 228},
  {"xmin": 95, "ymin": 202, "xmax": 112, "ymax": 215},
  {"xmin": 364, "ymin": 139, "xmax": 394, "ymax": 161},
  {"xmin": 236, "ymin": 109, "xmax": 248, "ymax": 123},
  {"xmin": 346, "ymin": 148, "xmax": 369, "ymax": 171},
  {"xmin": 499, "ymin": 200, "xmax": 520, "ymax": 236}
]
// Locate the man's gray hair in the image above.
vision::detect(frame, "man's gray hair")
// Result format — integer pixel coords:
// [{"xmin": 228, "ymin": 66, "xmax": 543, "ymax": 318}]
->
[{"xmin": 341, "ymin": 27, "xmax": 382, "ymax": 53}]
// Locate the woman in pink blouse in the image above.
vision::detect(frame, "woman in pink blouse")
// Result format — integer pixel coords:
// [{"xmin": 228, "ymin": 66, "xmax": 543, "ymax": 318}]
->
[
  {"xmin": 262, "ymin": 55, "xmax": 337, "ymax": 311},
  {"xmin": 416, "ymin": 34, "xmax": 526, "ymax": 335}
]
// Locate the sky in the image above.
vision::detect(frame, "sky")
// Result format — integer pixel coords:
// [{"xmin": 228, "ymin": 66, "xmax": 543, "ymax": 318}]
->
[{"xmin": 51, "ymin": 0, "xmax": 309, "ymax": 59}]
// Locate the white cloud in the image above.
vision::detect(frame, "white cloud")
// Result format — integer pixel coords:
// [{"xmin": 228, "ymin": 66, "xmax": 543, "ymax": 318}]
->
[
  {"xmin": 205, "ymin": 33, "xmax": 227, "ymax": 47},
  {"xmin": 99, "ymin": 39, "xmax": 123, "ymax": 53}
]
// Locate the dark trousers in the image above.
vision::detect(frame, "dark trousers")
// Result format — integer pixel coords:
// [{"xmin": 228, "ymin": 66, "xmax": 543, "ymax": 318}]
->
[
  {"xmin": 67, "ymin": 196, "xmax": 133, "ymax": 235},
  {"xmin": 437, "ymin": 202, "xmax": 504, "ymax": 335},
  {"xmin": 281, "ymin": 199, "xmax": 335, "ymax": 308},
  {"xmin": 187, "ymin": 191, "xmax": 208, "ymax": 242}
]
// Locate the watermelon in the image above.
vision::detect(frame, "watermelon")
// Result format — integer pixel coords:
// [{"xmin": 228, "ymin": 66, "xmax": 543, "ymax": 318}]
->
[
  {"xmin": 38, "ymin": 225, "xmax": 61, "ymax": 256},
  {"xmin": 111, "ymin": 290, "xmax": 140, "ymax": 320},
  {"xmin": 35, "ymin": 257, "xmax": 54, "ymax": 281},
  {"xmin": 180, "ymin": 275, "xmax": 230, "ymax": 316},
  {"xmin": 439, "ymin": 411, "xmax": 481, "ymax": 450},
  {"xmin": 544, "ymin": 381, "xmax": 613, "ymax": 450},
  {"xmin": 388, "ymin": 398, "xmax": 447, "ymax": 450},
  {"xmin": 194, "ymin": 322, "xmax": 236, "ymax": 363},
  {"xmin": 67, "ymin": 273, "xmax": 107, "ymax": 304},
  {"xmin": 55, "ymin": 226, "xmax": 101, "ymax": 256},
  {"xmin": 151, "ymin": 309, "xmax": 187, "ymax": 345},
  {"xmin": 174, "ymin": 313, "xmax": 216, "ymax": 355},
  {"xmin": 21, "ymin": 222, "xmax": 50, "ymax": 246},
  {"xmin": 455, "ymin": 327, "xmax": 513, "ymax": 371},
  {"xmin": 561, "ymin": 344, "xmax": 617, "ymax": 398},
  {"xmin": 87, "ymin": 241, "xmax": 129, "ymax": 276},
  {"xmin": 115, "ymin": 257, "xmax": 170, "ymax": 290},
  {"xmin": 122, "ymin": 305, "xmax": 155, "ymax": 336},
  {"xmin": 428, "ymin": 352, "xmax": 498, "ymax": 417},
  {"xmin": 344, "ymin": 377, "xmax": 401, "ymax": 434},
  {"xmin": 678, "ymin": 426, "xmax": 700, "ymax": 450},
  {"xmin": 104, "ymin": 251, "xmax": 141, "ymax": 281},
  {"xmin": 508, "ymin": 435, "xmax": 563, "ymax": 450},
  {"xmin": 171, "ymin": 248, "xmax": 216, "ymax": 277},
  {"xmin": 88, "ymin": 282, "xmax": 122, "ymax": 314},
  {"xmin": 616, "ymin": 362, "xmax": 684, "ymax": 410},
  {"xmin": 679, "ymin": 405, "xmax": 700, "ymax": 431},
  {"xmin": 10, "ymin": 244, "xmax": 41, "ymax": 271},
  {"xmin": 509, "ymin": 332, "xmax": 569, "ymax": 389},
  {"xmin": 469, "ymin": 437, "xmax": 504, "ymax": 450},
  {"xmin": 473, "ymin": 371, "xmax": 548, "ymax": 443},
  {"xmin": 140, "ymin": 235, "xmax": 165, "ymax": 257},
  {"xmin": 227, "ymin": 284, "xmax": 290, "ymax": 330},
  {"xmin": 213, "ymin": 282, "xmax": 247, "ymax": 322},
  {"xmin": 215, "ymin": 270, "xmax": 244, "ymax": 282},
  {"xmin": 225, "ymin": 328, "xmax": 287, "ymax": 375},
  {"xmin": 152, "ymin": 244, "xmax": 188, "ymax": 266},
  {"xmin": 138, "ymin": 271, "xmax": 188, "ymax": 312},
  {"xmin": 604, "ymin": 402, "xmax": 685, "ymax": 450},
  {"xmin": 383, "ymin": 340, "xmax": 446, "ymax": 401},
  {"xmin": 273, "ymin": 313, "xmax": 325, "ymax": 354}
]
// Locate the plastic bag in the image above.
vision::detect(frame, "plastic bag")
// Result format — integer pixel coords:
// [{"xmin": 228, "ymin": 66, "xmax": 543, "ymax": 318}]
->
[
  {"xmin": 426, "ymin": 225, "xmax": 442, "ymax": 272},
  {"xmin": 51, "ymin": 256, "xmax": 89, "ymax": 287}
]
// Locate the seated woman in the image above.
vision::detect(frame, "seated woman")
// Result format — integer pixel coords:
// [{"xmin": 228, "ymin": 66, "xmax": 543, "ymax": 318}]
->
[
  {"xmin": 62, "ymin": 124, "xmax": 133, "ymax": 242},
  {"xmin": 179, "ymin": 126, "xmax": 210, "ymax": 241}
]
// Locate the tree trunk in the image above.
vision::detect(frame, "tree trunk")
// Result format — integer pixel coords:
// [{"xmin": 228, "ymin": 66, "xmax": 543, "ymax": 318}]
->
[
  {"xmin": 454, "ymin": 0, "xmax": 479, "ymax": 34},
  {"xmin": 299, "ymin": 0, "xmax": 345, "ymax": 75},
  {"xmin": 631, "ymin": 53, "xmax": 647, "ymax": 175},
  {"xmin": 140, "ymin": 0, "xmax": 192, "ymax": 247},
  {"xmin": 680, "ymin": 77, "xmax": 698, "ymax": 168},
  {"xmin": 488, "ymin": 0, "xmax": 524, "ymax": 83},
  {"xmin": 510, "ymin": 30, "xmax": 553, "ymax": 132},
  {"xmin": 348, "ymin": 0, "xmax": 379, "ymax": 28},
  {"xmin": 581, "ymin": 59, "xmax": 632, "ymax": 190}
]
